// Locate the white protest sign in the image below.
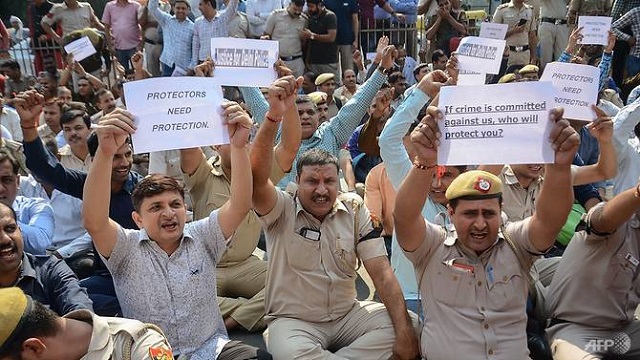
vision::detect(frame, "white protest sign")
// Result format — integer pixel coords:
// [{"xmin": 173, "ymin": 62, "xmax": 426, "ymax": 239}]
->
[
  {"xmin": 366, "ymin": 52, "xmax": 376, "ymax": 61},
  {"xmin": 458, "ymin": 70, "xmax": 486, "ymax": 85},
  {"xmin": 438, "ymin": 81, "xmax": 555, "ymax": 165},
  {"xmin": 577, "ymin": 16, "xmax": 612, "ymax": 45},
  {"xmin": 123, "ymin": 77, "xmax": 227, "ymax": 154},
  {"xmin": 210, "ymin": 37, "xmax": 278, "ymax": 87},
  {"xmin": 540, "ymin": 62, "xmax": 599, "ymax": 121},
  {"xmin": 455, "ymin": 36, "xmax": 506, "ymax": 75},
  {"xmin": 63, "ymin": 36, "xmax": 96, "ymax": 62},
  {"xmin": 479, "ymin": 22, "xmax": 508, "ymax": 40}
]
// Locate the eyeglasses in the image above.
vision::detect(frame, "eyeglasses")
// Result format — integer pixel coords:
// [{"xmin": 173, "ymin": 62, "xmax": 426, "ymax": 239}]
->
[{"xmin": 298, "ymin": 109, "xmax": 316, "ymax": 116}]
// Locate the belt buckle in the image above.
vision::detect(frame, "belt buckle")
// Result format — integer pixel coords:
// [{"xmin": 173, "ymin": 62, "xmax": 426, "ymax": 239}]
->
[
  {"xmin": 515, "ymin": 46, "xmax": 523, "ymax": 52},
  {"xmin": 555, "ymin": 19, "xmax": 562, "ymax": 25}
]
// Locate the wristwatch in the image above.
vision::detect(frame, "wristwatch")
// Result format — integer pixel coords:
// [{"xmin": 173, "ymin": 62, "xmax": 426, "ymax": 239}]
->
[{"xmin": 311, "ymin": 33, "xmax": 316, "ymax": 40}]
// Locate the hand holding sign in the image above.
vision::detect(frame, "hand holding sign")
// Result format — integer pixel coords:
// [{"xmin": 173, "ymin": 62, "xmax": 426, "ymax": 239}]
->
[
  {"xmin": 95, "ymin": 109, "xmax": 137, "ymax": 156},
  {"xmin": 566, "ymin": 26, "xmax": 584, "ymax": 54},
  {"xmin": 548, "ymin": 108, "xmax": 580, "ymax": 165},
  {"xmin": 585, "ymin": 105, "xmax": 614, "ymax": 143},
  {"xmin": 417, "ymin": 70, "xmax": 450, "ymax": 98},
  {"xmin": 222, "ymin": 102, "xmax": 252, "ymax": 148},
  {"xmin": 267, "ymin": 75, "xmax": 302, "ymax": 118},
  {"xmin": 194, "ymin": 59, "xmax": 215, "ymax": 77},
  {"xmin": 13, "ymin": 90, "xmax": 44, "ymax": 128},
  {"xmin": 274, "ymin": 59, "xmax": 293, "ymax": 78},
  {"xmin": 411, "ymin": 106, "xmax": 442, "ymax": 166}
]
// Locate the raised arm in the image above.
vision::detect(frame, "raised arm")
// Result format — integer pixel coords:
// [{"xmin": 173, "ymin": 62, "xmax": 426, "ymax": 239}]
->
[
  {"xmin": 251, "ymin": 76, "xmax": 300, "ymax": 215},
  {"xmin": 325, "ymin": 45, "xmax": 395, "ymax": 146},
  {"xmin": 148, "ymin": 0, "xmax": 170, "ymax": 27},
  {"xmin": 588, "ymin": 182, "xmax": 640, "ymax": 234},
  {"xmin": 528, "ymin": 108, "xmax": 581, "ymax": 252},
  {"xmin": 14, "ymin": 91, "xmax": 87, "ymax": 199},
  {"xmin": 573, "ymin": 106, "xmax": 617, "ymax": 186},
  {"xmin": 220, "ymin": 0, "xmax": 240, "ymax": 24},
  {"xmin": 82, "ymin": 109, "xmax": 136, "ymax": 258},
  {"xmin": 272, "ymin": 63, "xmax": 303, "ymax": 173},
  {"xmin": 394, "ymin": 106, "xmax": 442, "ymax": 252},
  {"xmin": 217, "ymin": 101, "xmax": 253, "ymax": 238}
]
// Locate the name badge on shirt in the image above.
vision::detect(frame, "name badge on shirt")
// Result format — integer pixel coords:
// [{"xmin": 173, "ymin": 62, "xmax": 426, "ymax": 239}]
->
[{"xmin": 625, "ymin": 253, "xmax": 639, "ymax": 267}]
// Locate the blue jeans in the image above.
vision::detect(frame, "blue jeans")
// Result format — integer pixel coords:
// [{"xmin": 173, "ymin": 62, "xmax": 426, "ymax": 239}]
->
[
  {"xmin": 627, "ymin": 55, "xmax": 640, "ymax": 79},
  {"xmin": 80, "ymin": 273, "xmax": 121, "ymax": 316},
  {"xmin": 161, "ymin": 62, "xmax": 175, "ymax": 77},
  {"xmin": 115, "ymin": 47, "xmax": 137, "ymax": 72}
]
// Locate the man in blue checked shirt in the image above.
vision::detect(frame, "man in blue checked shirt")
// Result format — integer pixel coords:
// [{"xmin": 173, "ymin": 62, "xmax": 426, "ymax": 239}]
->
[
  {"xmin": 149, "ymin": 0, "xmax": 194, "ymax": 76},
  {"xmin": 240, "ymin": 41, "xmax": 397, "ymax": 189}
]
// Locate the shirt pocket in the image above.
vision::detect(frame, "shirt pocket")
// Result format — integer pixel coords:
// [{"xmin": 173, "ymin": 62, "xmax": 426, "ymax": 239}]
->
[
  {"xmin": 605, "ymin": 252, "xmax": 637, "ymax": 293},
  {"xmin": 286, "ymin": 233, "xmax": 322, "ymax": 272},
  {"xmin": 487, "ymin": 262, "xmax": 527, "ymax": 310},
  {"xmin": 431, "ymin": 262, "xmax": 475, "ymax": 307},
  {"xmin": 334, "ymin": 233, "xmax": 358, "ymax": 279}
]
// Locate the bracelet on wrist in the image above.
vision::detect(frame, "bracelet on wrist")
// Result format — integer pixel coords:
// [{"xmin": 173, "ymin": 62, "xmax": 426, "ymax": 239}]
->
[
  {"xmin": 634, "ymin": 183, "xmax": 640, "ymax": 198},
  {"xmin": 265, "ymin": 113, "xmax": 282, "ymax": 123},
  {"xmin": 20, "ymin": 124, "xmax": 38, "ymax": 130},
  {"xmin": 413, "ymin": 158, "xmax": 437, "ymax": 170}
]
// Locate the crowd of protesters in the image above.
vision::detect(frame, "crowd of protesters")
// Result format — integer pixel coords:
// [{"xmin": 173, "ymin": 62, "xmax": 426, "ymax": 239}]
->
[{"xmin": 0, "ymin": 0, "xmax": 640, "ymax": 359}]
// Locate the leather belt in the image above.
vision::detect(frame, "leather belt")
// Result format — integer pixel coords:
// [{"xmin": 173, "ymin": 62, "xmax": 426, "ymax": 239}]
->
[
  {"xmin": 509, "ymin": 45, "xmax": 530, "ymax": 52},
  {"xmin": 280, "ymin": 54, "xmax": 303, "ymax": 61},
  {"xmin": 144, "ymin": 38, "xmax": 162, "ymax": 45},
  {"xmin": 541, "ymin": 17, "xmax": 567, "ymax": 25}
]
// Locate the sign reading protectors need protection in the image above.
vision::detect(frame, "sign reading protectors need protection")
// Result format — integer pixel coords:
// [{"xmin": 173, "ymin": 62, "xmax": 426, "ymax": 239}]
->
[{"xmin": 123, "ymin": 77, "xmax": 227, "ymax": 154}]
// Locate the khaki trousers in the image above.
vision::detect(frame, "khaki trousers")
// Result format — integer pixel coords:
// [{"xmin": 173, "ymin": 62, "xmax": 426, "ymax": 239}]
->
[
  {"xmin": 264, "ymin": 301, "xmax": 419, "ymax": 360},
  {"xmin": 538, "ymin": 22, "xmax": 569, "ymax": 70},
  {"xmin": 217, "ymin": 255, "xmax": 267, "ymax": 332},
  {"xmin": 548, "ymin": 321, "xmax": 640, "ymax": 359}
]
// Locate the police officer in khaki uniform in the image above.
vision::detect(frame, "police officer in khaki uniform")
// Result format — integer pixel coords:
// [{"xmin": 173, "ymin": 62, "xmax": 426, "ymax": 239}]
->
[
  {"xmin": 538, "ymin": 0, "xmax": 570, "ymax": 70},
  {"xmin": 250, "ymin": 74, "xmax": 420, "ymax": 360},
  {"xmin": 0, "ymin": 287, "xmax": 174, "ymax": 360},
  {"xmin": 394, "ymin": 104, "xmax": 580, "ymax": 359},
  {"xmin": 545, "ymin": 185, "xmax": 640, "ymax": 360},
  {"xmin": 493, "ymin": 0, "xmax": 538, "ymax": 68}
]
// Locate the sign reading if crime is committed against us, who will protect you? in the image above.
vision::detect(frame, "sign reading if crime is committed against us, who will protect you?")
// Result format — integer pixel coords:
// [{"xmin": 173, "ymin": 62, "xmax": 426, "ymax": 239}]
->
[
  {"xmin": 540, "ymin": 61, "xmax": 599, "ymax": 121},
  {"xmin": 438, "ymin": 81, "xmax": 556, "ymax": 165},
  {"xmin": 123, "ymin": 77, "xmax": 227, "ymax": 154}
]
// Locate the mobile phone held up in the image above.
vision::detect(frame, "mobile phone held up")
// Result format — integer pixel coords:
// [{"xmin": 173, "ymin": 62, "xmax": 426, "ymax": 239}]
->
[{"xmin": 517, "ymin": 18, "xmax": 527, "ymax": 26}]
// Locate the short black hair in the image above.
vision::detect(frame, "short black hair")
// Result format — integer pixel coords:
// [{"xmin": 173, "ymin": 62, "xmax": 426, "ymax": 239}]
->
[
  {"xmin": 0, "ymin": 149, "xmax": 20, "ymax": 175},
  {"xmin": 296, "ymin": 149, "xmax": 339, "ymax": 177},
  {"xmin": 431, "ymin": 49, "xmax": 446, "ymax": 64},
  {"xmin": 60, "ymin": 109, "xmax": 91, "ymax": 129},
  {"xmin": 291, "ymin": 0, "xmax": 305, "ymax": 6},
  {"xmin": 0, "ymin": 299, "xmax": 61, "ymax": 359},
  {"xmin": 131, "ymin": 174, "xmax": 185, "ymax": 212},
  {"xmin": 306, "ymin": 0, "xmax": 322, "ymax": 5},
  {"xmin": 0, "ymin": 59, "xmax": 20, "ymax": 70},
  {"xmin": 174, "ymin": 0, "xmax": 191, "ymax": 7},
  {"xmin": 388, "ymin": 71, "xmax": 405, "ymax": 84}
]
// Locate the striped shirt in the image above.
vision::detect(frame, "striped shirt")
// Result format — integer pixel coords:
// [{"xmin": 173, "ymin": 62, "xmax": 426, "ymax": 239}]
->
[
  {"xmin": 241, "ymin": 69, "xmax": 387, "ymax": 188},
  {"xmin": 191, "ymin": 0, "xmax": 239, "ymax": 67},
  {"xmin": 612, "ymin": 7, "xmax": 640, "ymax": 57},
  {"xmin": 149, "ymin": 0, "xmax": 194, "ymax": 69}
]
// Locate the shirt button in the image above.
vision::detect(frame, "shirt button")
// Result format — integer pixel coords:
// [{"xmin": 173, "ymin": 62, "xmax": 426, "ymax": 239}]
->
[
  {"xmin": 484, "ymin": 323, "xmax": 489, "ymax": 329},
  {"xmin": 477, "ymin": 280, "xmax": 483, "ymax": 286},
  {"xmin": 503, "ymin": 276, "xmax": 508, "ymax": 282},
  {"xmin": 488, "ymin": 349, "xmax": 494, "ymax": 355},
  {"xmin": 480, "ymin": 306, "xmax": 485, "ymax": 311}
]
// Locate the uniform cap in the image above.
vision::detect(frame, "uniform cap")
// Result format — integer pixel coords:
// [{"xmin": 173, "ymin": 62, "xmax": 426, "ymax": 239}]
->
[
  {"xmin": 519, "ymin": 64, "xmax": 539, "ymax": 75},
  {"xmin": 315, "ymin": 73, "xmax": 335, "ymax": 86},
  {"xmin": 445, "ymin": 170, "xmax": 503, "ymax": 201},
  {"xmin": 307, "ymin": 91, "xmax": 327, "ymax": 105},
  {"xmin": 0, "ymin": 287, "xmax": 32, "ymax": 351},
  {"xmin": 498, "ymin": 73, "xmax": 516, "ymax": 84}
]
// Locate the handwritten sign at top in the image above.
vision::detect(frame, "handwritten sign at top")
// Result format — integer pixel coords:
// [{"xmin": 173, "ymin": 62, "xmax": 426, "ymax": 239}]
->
[
  {"xmin": 577, "ymin": 16, "xmax": 612, "ymax": 46},
  {"xmin": 540, "ymin": 62, "xmax": 599, "ymax": 121},
  {"xmin": 210, "ymin": 37, "xmax": 278, "ymax": 87},
  {"xmin": 455, "ymin": 36, "xmax": 506, "ymax": 75}
]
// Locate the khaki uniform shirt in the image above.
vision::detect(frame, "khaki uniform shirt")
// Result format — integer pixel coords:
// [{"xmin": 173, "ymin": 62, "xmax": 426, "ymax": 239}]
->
[
  {"xmin": 65, "ymin": 310, "xmax": 174, "ymax": 360},
  {"xmin": 38, "ymin": 124, "xmax": 58, "ymax": 148},
  {"xmin": 499, "ymin": 165, "xmax": 543, "ymax": 222},
  {"xmin": 540, "ymin": 0, "xmax": 570, "ymax": 19},
  {"xmin": 1, "ymin": 138, "xmax": 28, "ymax": 175},
  {"xmin": 228, "ymin": 12, "xmax": 250, "ymax": 38},
  {"xmin": 259, "ymin": 190, "xmax": 387, "ymax": 324},
  {"xmin": 184, "ymin": 155, "xmax": 261, "ymax": 266},
  {"xmin": 404, "ymin": 219, "xmax": 536, "ymax": 359},
  {"xmin": 546, "ymin": 207, "xmax": 640, "ymax": 329},
  {"xmin": 493, "ymin": 2, "xmax": 535, "ymax": 47},
  {"xmin": 41, "ymin": 2, "xmax": 95, "ymax": 37},
  {"xmin": 59, "ymin": 144, "xmax": 92, "ymax": 171},
  {"xmin": 334, "ymin": 85, "xmax": 359, "ymax": 103},
  {"xmin": 264, "ymin": 9, "xmax": 308, "ymax": 58},
  {"xmin": 568, "ymin": 0, "xmax": 612, "ymax": 15}
]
